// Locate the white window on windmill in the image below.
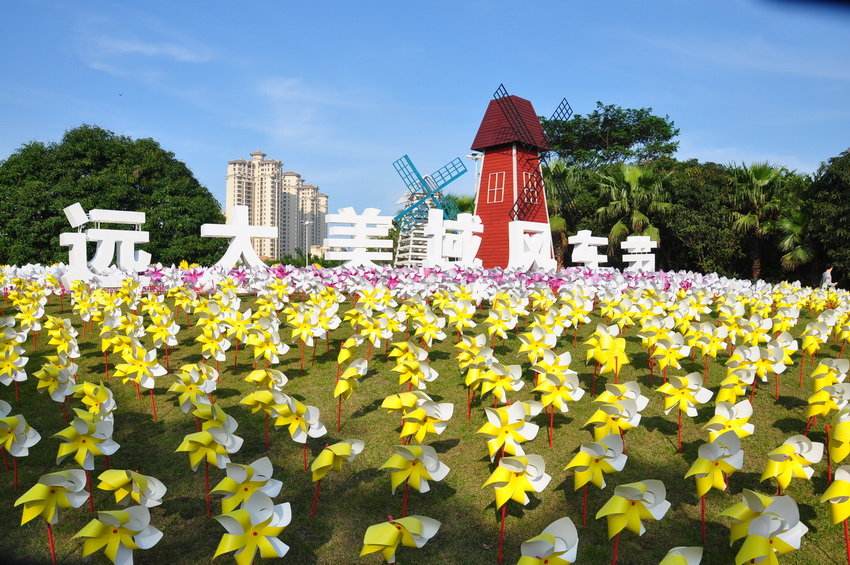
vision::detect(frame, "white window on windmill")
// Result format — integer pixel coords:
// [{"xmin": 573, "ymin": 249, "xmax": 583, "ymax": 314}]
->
[
  {"xmin": 522, "ymin": 171, "xmax": 538, "ymax": 203},
  {"xmin": 486, "ymin": 171, "xmax": 505, "ymax": 204}
]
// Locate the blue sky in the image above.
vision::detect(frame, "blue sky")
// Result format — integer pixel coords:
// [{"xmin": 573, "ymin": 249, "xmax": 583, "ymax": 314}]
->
[{"xmin": 1, "ymin": 0, "xmax": 849, "ymax": 214}]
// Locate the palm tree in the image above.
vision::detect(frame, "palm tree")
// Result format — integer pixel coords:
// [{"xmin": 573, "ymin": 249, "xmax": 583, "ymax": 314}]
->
[
  {"xmin": 595, "ymin": 164, "xmax": 671, "ymax": 252},
  {"xmin": 778, "ymin": 198, "xmax": 815, "ymax": 272},
  {"xmin": 730, "ymin": 162, "xmax": 784, "ymax": 280},
  {"xmin": 543, "ymin": 160, "xmax": 589, "ymax": 266}
]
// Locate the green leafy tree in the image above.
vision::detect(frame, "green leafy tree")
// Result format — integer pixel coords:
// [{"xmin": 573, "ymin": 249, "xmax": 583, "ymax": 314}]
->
[
  {"xmin": 542, "ymin": 102, "xmax": 679, "ymax": 168},
  {"xmin": 0, "ymin": 125, "xmax": 226, "ymax": 266},
  {"xmin": 777, "ymin": 174, "xmax": 815, "ymax": 273},
  {"xmin": 444, "ymin": 194, "xmax": 475, "ymax": 214},
  {"xmin": 595, "ymin": 164, "xmax": 671, "ymax": 252},
  {"xmin": 730, "ymin": 162, "xmax": 785, "ymax": 280},
  {"xmin": 808, "ymin": 149, "xmax": 850, "ymax": 286},
  {"xmin": 653, "ymin": 159, "xmax": 748, "ymax": 276}
]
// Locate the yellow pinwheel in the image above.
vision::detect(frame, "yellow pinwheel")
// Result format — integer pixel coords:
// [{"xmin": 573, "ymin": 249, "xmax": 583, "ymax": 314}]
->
[
  {"xmin": 15, "ymin": 469, "xmax": 88, "ymax": 525},
  {"xmin": 518, "ymin": 327, "xmax": 556, "ymax": 364},
  {"xmin": 213, "ymin": 492, "xmax": 291, "ymax": 564},
  {"xmin": 659, "ymin": 547, "xmax": 703, "ymax": 565},
  {"xmin": 565, "ymin": 434, "xmax": 627, "ymax": 527},
  {"xmin": 761, "ymin": 435, "xmax": 823, "ymax": 492},
  {"xmin": 480, "ymin": 363, "xmax": 524, "ymax": 405},
  {"xmin": 400, "ymin": 399, "xmax": 453, "ymax": 444},
  {"xmin": 703, "ymin": 400, "xmax": 755, "ymax": 441},
  {"xmin": 484, "ymin": 454, "xmax": 551, "ymax": 563},
  {"xmin": 652, "ymin": 333, "xmax": 690, "ymax": 383},
  {"xmin": 518, "ymin": 517, "xmax": 579, "ymax": 565},
  {"xmin": 54, "ymin": 410, "xmax": 119, "ymax": 470},
  {"xmin": 96, "ymin": 469, "xmax": 166, "ymax": 508},
  {"xmin": 686, "ymin": 432, "xmax": 743, "ymax": 542},
  {"xmin": 657, "ymin": 372, "xmax": 713, "ymax": 451},
  {"xmin": 832, "ymin": 407, "xmax": 850, "ymax": 466},
  {"xmin": 732, "ymin": 494, "xmax": 808, "ymax": 565},
  {"xmin": 33, "ymin": 355, "xmax": 76, "ymax": 404},
  {"xmin": 596, "ymin": 480, "xmax": 670, "ymax": 564},
  {"xmin": 176, "ymin": 409, "xmax": 244, "ymax": 516},
  {"xmin": 586, "ymin": 324, "xmax": 630, "ymax": 383},
  {"xmin": 335, "ymin": 358, "xmax": 367, "ymax": 432},
  {"xmin": 211, "ymin": 456, "xmax": 283, "ymax": 513},
  {"xmin": 0, "ymin": 400, "xmax": 41, "ymax": 486},
  {"xmin": 381, "ymin": 444, "xmax": 449, "ymax": 516},
  {"xmin": 686, "ymin": 432, "xmax": 743, "ymax": 498},
  {"xmin": 309, "ymin": 438, "xmax": 364, "ymax": 517},
  {"xmin": 477, "ymin": 402, "xmax": 541, "ymax": 461},
  {"xmin": 565, "ymin": 434, "xmax": 627, "ymax": 490},
  {"xmin": 74, "ymin": 505, "xmax": 162, "ymax": 565},
  {"xmin": 168, "ymin": 363, "xmax": 217, "ymax": 413},
  {"xmin": 584, "ymin": 399, "xmax": 641, "ymax": 442},
  {"xmin": 360, "ymin": 515, "xmax": 440, "ymax": 563},
  {"xmin": 821, "ymin": 465, "xmax": 850, "ymax": 561}
]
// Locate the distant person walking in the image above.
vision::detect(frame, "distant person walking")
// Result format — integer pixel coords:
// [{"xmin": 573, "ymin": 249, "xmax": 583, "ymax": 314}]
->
[{"xmin": 821, "ymin": 266, "xmax": 836, "ymax": 288}]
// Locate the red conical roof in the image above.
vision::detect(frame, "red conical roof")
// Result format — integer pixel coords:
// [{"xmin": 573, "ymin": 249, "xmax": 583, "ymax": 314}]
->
[{"xmin": 471, "ymin": 95, "xmax": 548, "ymax": 152}]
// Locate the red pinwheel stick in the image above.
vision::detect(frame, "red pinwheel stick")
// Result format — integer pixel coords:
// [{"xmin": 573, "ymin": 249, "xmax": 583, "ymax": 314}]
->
[{"xmin": 46, "ymin": 522, "xmax": 57, "ymax": 565}]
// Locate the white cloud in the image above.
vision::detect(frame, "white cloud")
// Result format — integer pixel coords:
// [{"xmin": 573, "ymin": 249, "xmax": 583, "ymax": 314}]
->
[{"xmin": 92, "ymin": 36, "xmax": 212, "ymax": 63}]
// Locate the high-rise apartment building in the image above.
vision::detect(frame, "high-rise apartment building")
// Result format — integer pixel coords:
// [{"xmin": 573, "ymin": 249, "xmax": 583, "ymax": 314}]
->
[{"xmin": 225, "ymin": 151, "xmax": 328, "ymax": 260}]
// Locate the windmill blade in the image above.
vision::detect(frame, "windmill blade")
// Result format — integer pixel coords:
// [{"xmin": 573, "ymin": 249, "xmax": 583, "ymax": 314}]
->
[
  {"xmin": 493, "ymin": 83, "xmax": 537, "ymax": 148},
  {"xmin": 428, "ymin": 157, "xmax": 468, "ymax": 190},
  {"xmin": 393, "ymin": 155, "xmax": 430, "ymax": 195},
  {"xmin": 549, "ymin": 97, "xmax": 573, "ymax": 122}
]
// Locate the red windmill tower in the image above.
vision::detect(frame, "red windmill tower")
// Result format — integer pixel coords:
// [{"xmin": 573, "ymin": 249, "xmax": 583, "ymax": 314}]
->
[{"xmin": 471, "ymin": 84, "xmax": 573, "ymax": 268}]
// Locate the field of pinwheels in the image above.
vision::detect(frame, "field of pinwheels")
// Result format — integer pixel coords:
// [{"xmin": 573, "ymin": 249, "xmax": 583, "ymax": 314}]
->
[{"xmin": 0, "ymin": 265, "xmax": 848, "ymax": 564}]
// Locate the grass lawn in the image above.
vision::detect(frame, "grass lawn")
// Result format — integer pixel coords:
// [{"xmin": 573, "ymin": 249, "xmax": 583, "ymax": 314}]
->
[{"xmin": 0, "ymin": 297, "xmax": 842, "ymax": 564}]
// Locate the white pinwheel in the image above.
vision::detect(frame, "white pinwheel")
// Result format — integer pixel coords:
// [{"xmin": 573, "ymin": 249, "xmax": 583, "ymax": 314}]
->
[
  {"xmin": 518, "ymin": 516, "xmax": 579, "ymax": 565},
  {"xmin": 735, "ymin": 495, "xmax": 808, "ymax": 564}
]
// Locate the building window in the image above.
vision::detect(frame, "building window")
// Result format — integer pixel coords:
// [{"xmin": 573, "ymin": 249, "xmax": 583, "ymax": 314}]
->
[{"xmin": 486, "ymin": 171, "xmax": 505, "ymax": 204}]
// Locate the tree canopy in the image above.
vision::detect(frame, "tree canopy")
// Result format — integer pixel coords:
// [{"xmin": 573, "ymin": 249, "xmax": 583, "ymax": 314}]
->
[
  {"xmin": 0, "ymin": 125, "xmax": 226, "ymax": 266},
  {"xmin": 542, "ymin": 102, "xmax": 680, "ymax": 168},
  {"xmin": 808, "ymin": 150, "xmax": 850, "ymax": 286}
]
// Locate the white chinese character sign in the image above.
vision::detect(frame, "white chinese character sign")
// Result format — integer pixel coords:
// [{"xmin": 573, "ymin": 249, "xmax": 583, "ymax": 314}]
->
[
  {"xmin": 60, "ymin": 202, "xmax": 151, "ymax": 287},
  {"xmin": 506, "ymin": 221, "xmax": 556, "ymax": 271},
  {"xmin": 621, "ymin": 235, "xmax": 658, "ymax": 272},
  {"xmin": 568, "ymin": 230, "xmax": 608, "ymax": 268},
  {"xmin": 423, "ymin": 209, "xmax": 484, "ymax": 268},
  {"xmin": 201, "ymin": 205, "xmax": 276, "ymax": 270},
  {"xmin": 323, "ymin": 207, "xmax": 394, "ymax": 267}
]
